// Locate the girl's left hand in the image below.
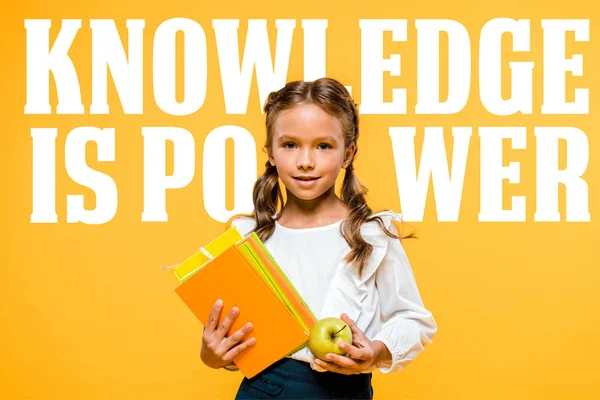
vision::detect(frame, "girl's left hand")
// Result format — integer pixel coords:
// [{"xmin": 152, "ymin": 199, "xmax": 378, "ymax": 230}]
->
[{"xmin": 314, "ymin": 313, "xmax": 390, "ymax": 375}]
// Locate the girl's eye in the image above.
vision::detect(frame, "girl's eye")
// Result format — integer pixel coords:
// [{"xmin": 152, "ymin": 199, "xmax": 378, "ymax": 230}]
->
[{"xmin": 282, "ymin": 142, "xmax": 331, "ymax": 149}]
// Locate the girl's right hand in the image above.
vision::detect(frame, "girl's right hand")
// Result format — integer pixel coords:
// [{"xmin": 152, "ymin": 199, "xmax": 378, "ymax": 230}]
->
[{"xmin": 200, "ymin": 299, "xmax": 256, "ymax": 369}]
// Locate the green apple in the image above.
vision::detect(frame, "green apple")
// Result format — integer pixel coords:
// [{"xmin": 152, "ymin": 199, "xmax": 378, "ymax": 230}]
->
[{"xmin": 308, "ymin": 317, "xmax": 353, "ymax": 361}]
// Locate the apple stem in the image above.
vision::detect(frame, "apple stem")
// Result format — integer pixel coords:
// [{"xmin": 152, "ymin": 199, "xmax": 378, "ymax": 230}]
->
[{"xmin": 332, "ymin": 325, "xmax": 347, "ymax": 337}]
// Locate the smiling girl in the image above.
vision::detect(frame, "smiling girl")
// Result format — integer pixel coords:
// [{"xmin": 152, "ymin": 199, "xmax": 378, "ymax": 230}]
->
[{"xmin": 199, "ymin": 77, "xmax": 438, "ymax": 399}]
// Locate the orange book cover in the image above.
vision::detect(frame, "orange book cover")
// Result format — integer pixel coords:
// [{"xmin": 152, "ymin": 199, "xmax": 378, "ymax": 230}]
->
[{"xmin": 174, "ymin": 245, "xmax": 309, "ymax": 378}]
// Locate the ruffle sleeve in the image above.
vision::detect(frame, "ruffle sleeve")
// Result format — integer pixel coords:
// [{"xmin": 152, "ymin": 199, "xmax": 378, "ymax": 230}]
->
[
  {"xmin": 366, "ymin": 212, "xmax": 438, "ymax": 374},
  {"xmin": 343, "ymin": 210, "xmax": 405, "ymax": 289}
]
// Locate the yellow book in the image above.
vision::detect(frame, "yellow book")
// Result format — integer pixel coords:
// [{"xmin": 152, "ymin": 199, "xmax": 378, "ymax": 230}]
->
[{"xmin": 172, "ymin": 227, "xmax": 243, "ymax": 282}]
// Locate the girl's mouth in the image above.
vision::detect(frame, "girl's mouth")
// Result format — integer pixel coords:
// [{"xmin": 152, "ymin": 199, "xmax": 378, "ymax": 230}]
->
[{"xmin": 293, "ymin": 177, "xmax": 320, "ymax": 187}]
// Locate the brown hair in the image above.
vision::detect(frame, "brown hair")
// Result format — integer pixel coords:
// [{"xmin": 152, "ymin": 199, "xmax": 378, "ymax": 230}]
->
[{"xmin": 227, "ymin": 77, "xmax": 415, "ymax": 278}]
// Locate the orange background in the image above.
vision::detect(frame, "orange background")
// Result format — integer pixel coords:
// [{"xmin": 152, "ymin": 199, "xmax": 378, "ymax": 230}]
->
[{"xmin": 1, "ymin": 0, "xmax": 599, "ymax": 399}]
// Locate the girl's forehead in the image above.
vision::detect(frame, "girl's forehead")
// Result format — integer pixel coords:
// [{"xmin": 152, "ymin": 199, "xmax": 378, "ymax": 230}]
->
[{"xmin": 273, "ymin": 104, "xmax": 343, "ymax": 138}]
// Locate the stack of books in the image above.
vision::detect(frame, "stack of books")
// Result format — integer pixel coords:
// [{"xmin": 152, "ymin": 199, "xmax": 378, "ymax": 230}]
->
[{"xmin": 170, "ymin": 226, "xmax": 317, "ymax": 378}]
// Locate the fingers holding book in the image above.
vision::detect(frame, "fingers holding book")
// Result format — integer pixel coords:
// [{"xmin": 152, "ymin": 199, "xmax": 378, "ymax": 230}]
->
[
  {"xmin": 205, "ymin": 298, "xmax": 224, "ymax": 332},
  {"xmin": 200, "ymin": 299, "xmax": 256, "ymax": 369},
  {"xmin": 216, "ymin": 303, "xmax": 240, "ymax": 337}
]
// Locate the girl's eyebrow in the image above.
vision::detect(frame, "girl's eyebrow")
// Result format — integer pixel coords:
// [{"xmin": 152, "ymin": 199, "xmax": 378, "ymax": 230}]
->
[{"xmin": 278, "ymin": 134, "xmax": 338, "ymax": 143}]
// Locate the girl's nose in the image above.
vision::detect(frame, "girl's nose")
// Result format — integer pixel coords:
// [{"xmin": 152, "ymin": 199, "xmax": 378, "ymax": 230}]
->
[{"xmin": 297, "ymin": 149, "xmax": 315, "ymax": 170}]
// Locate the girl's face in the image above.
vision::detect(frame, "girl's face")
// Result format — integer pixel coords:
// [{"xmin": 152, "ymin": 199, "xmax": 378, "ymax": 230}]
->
[{"xmin": 268, "ymin": 104, "xmax": 354, "ymax": 202}]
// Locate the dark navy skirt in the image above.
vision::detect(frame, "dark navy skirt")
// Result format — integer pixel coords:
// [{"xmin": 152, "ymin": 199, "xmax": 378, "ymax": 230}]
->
[{"xmin": 234, "ymin": 358, "xmax": 373, "ymax": 399}]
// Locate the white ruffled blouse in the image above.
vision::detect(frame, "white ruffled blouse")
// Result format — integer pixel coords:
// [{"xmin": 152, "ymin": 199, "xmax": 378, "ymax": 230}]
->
[{"xmin": 231, "ymin": 210, "xmax": 438, "ymax": 374}]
